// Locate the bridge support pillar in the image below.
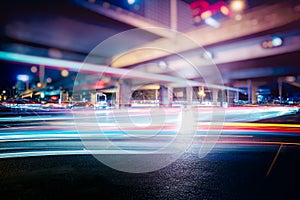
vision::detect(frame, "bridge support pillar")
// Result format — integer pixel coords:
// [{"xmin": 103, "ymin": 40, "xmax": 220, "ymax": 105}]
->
[
  {"xmin": 247, "ymin": 80, "xmax": 252, "ymax": 104},
  {"xmin": 247, "ymin": 80, "xmax": 259, "ymax": 104},
  {"xmin": 251, "ymin": 84, "xmax": 258, "ymax": 104},
  {"xmin": 159, "ymin": 86, "xmax": 173, "ymax": 107},
  {"xmin": 212, "ymin": 89, "xmax": 219, "ymax": 106},
  {"xmin": 235, "ymin": 91, "xmax": 239, "ymax": 102},
  {"xmin": 186, "ymin": 87, "xmax": 193, "ymax": 105},
  {"xmin": 116, "ymin": 80, "xmax": 132, "ymax": 108},
  {"xmin": 226, "ymin": 90, "xmax": 235, "ymax": 107}
]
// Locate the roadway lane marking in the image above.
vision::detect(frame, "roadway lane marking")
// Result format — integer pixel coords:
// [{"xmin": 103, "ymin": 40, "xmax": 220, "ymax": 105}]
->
[{"xmin": 266, "ymin": 144, "xmax": 284, "ymax": 176}]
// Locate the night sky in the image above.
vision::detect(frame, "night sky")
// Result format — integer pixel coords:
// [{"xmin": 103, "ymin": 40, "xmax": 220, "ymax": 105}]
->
[
  {"xmin": 0, "ymin": 61, "xmax": 75, "ymax": 92},
  {"xmin": 0, "ymin": 62, "xmax": 31, "ymax": 90}
]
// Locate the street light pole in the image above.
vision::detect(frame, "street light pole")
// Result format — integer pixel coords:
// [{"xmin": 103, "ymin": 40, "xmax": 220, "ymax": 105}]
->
[
  {"xmin": 39, "ymin": 65, "xmax": 45, "ymax": 84},
  {"xmin": 26, "ymin": 81, "xmax": 29, "ymax": 90}
]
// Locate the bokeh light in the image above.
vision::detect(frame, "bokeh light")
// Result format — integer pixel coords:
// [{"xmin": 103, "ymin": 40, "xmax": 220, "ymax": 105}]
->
[
  {"xmin": 61, "ymin": 69, "xmax": 69, "ymax": 77},
  {"xmin": 30, "ymin": 66, "xmax": 38, "ymax": 73},
  {"xmin": 230, "ymin": 0, "xmax": 247, "ymax": 13}
]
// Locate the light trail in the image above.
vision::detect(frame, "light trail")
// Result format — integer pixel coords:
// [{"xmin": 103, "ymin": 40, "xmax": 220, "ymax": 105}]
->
[
  {"xmin": 0, "ymin": 106, "xmax": 299, "ymax": 159},
  {"xmin": 0, "ymin": 140, "xmax": 299, "ymax": 159}
]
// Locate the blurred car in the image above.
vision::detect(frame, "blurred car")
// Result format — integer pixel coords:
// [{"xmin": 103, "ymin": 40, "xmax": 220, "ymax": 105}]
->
[
  {"xmin": 41, "ymin": 101, "xmax": 61, "ymax": 109},
  {"xmin": 3, "ymin": 99, "xmax": 24, "ymax": 108},
  {"xmin": 60, "ymin": 101, "xmax": 74, "ymax": 109},
  {"xmin": 70, "ymin": 102, "xmax": 94, "ymax": 109},
  {"xmin": 0, "ymin": 104, "xmax": 12, "ymax": 111},
  {"xmin": 94, "ymin": 101, "xmax": 107, "ymax": 109},
  {"xmin": 3, "ymin": 98, "xmax": 41, "ymax": 109}
]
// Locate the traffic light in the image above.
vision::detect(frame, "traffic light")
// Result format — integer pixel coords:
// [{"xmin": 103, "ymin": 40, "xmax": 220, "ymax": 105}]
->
[{"xmin": 190, "ymin": 0, "xmax": 231, "ymax": 24}]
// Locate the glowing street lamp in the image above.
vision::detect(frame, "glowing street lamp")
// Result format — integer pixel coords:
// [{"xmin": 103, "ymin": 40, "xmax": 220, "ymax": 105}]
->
[
  {"xmin": 190, "ymin": 0, "xmax": 232, "ymax": 27},
  {"xmin": 30, "ymin": 66, "xmax": 38, "ymax": 73},
  {"xmin": 17, "ymin": 74, "xmax": 29, "ymax": 82},
  {"xmin": 127, "ymin": 0, "xmax": 135, "ymax": 5},
  {"xmin": 61, "ymin": 69, "xmax": 69, "ymax": 77},
  {"xmin": 198, "ymin": 87, "xmax": 206, "ymax": 102},
  {"xmin": 17, "ymin": 74, "xmax": 29, "ymax": 90},
  {"xmin": 229, "ymin": 0, "xmax": 247, "ymax": 13},
  {"xmin": 46, "ymin": 77, "xmax": 52, "ymax": 83}
]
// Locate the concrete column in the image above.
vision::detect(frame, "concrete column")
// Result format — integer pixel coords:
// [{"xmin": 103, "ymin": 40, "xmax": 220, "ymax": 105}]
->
[
  {"xmin": 90, "ymin": 93, "xmax": 97, "ymax": 104},
  {"xmin": 247, "ymin": 79, "xmax": 266, "ymax": 104},
  {"xmin": 251, "ymin": 84, "xmax": 258, "ymax": 104},
  {"xmin": 168, "ymin": 87, "xmax": 173, "ymax": 106},
  {"xmin": 118, "ymin": 80, "xmax": 132, "ymax": 108},
  {"xmin": 212, "ymin": 89, "xmax": 218, "ymax": 106},
  {"xmin": 235, "ymin": 91, "xmax": 239, "ymax": 102},
  {"xmin": 115, "ymin": 83, "xmax": 120, "ymax": 109},
  {"xmin": 247, "ymin": 80, "xmax": 252, "ymax": 103},
  {"xmin": 230, "ymin": 90, "xmax": 236, "ymax": 106},
  {"xmin": 59, "ymin": 90, "xmax": 63, "ymax": 104},
  {"xmin": 186, "ymin": 87, "xmax": 193, "ymax": 105},
  {"xmin": 159, "ymin": 86, "xmax": 173, "ymax": 107},
  {"xmin": 220, "ymin": 90, "xmax": 226, "ymax": 107},
  {"xmin": 227, "ymin": 90, "xmax": 236, "ymax": 107},
  {"xmin": 246, "ymin": 80, "xmax": 259, "ymax": 104}
]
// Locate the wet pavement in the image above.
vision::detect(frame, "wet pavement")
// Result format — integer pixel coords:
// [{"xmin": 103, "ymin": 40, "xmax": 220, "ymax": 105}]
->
[{"xmin": 0, "ymin": 146, "xmax": 299, "ymax": 200}]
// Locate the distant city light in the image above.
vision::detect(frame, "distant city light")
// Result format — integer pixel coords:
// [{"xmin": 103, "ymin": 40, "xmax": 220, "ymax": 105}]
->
[
  {"xmin": 272, "ymin": 36, "xmax": 283, "ymax": 47},
  {"xmin": 261, "ymin": 36, "xmax": 283, "ymax": 48},
  {"xmin": 103, "ymin": 2, "xmax": 110, "ymax": 9},
  {"xmin": 204, "ymin": 17, "xmax": 220, "ymax": 28},
  {"xmin": 127, "ymin": 0, "xmax": 135, "ymax": 5},
  {"xmin": 31, "ymin": 66, "xmax": 38, "ymax": 73},
  {"xmin": 220, "ymin": 6, "xmax": 230, "ymax": 16},
  {"xmin": 234, "ymin": 14, "xmax": 242, "ymax": 20},
  {"xmin": 17, "ymin": 74, "xmax": 29, "ymax": 82},
  {"xmin": 102, "ymin": 76, "xmax": 111, "ymax": 83},
  {"xmin": 61, "ymin": 69, "xmax": 69, "ymax": 77},
  {"xmin": 198, "ymin": 90, "xmax": 205, "ymax": 97},
  {"xmin": 229, "ymin": 0, "xmax": 247, "ymax": 13},
  {"xmin": 202, "ymin": 51, "xmax": 214, "ymax": 60},
  {"xmin": 193, "ymin": 16, "xmax": 201, "ymax": 23},
  {"xmin": 48, "ymin": 48, "xmax": 62, "ymax": 58},
  {"xmin": 37, "ymin": 82, "xmax": 42, "ymax": 87},
  {"xmin": 285, "ymin": 76, "xmax": 296, "ymax": 82},
  {"xmin": 201, "ymin": 10, "xmax": 212, "ymax": 20},
  {"xmin": 46, "ymin": 77, "xmax": 52, "ymax": 83},
  {"xmin": 158, "ymin": 60, "xmax": 168, "ymax": 70}
]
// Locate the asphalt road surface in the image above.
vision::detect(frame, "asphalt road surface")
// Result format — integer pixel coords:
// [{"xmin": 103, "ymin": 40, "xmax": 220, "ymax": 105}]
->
[{"xmin": 0, "ymin": 106, "xmax": 299, "ymax": 199}]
